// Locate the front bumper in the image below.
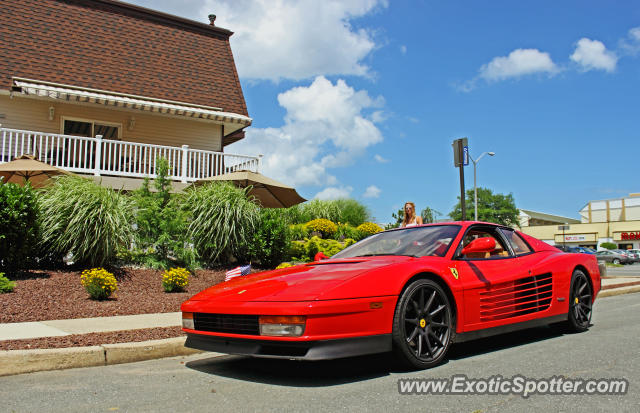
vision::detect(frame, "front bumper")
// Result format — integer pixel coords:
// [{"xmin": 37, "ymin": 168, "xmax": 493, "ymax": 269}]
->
[{"xmin": 185, "ymin": 332, "xmax": 392, "ymax": 360}]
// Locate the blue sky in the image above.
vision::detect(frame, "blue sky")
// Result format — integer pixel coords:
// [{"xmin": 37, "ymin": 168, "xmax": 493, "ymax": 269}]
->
[{"xmin": 128, "ymin": 0, "xmax": 640, "ymax": 223}]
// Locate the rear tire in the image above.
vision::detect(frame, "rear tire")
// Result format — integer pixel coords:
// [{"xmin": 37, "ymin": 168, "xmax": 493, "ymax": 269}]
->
[
  {"xmin": 566, "ymin": 270, "xmax": 592, "ymax": 333},
  {"xmin": 392, "ymin": 279, "xmax": 454, "ymax": 369}
]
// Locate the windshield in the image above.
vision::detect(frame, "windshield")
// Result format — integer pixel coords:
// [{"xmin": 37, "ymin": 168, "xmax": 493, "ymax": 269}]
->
[{"xmin": 332, "ymin": 225, "xmax": 461, "ymax": 259}]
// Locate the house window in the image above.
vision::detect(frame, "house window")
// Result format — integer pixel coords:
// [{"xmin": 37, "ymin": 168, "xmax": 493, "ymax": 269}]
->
[{"xmin": 62, "ymin": 118, "xmax": 121, "ymax": 140}]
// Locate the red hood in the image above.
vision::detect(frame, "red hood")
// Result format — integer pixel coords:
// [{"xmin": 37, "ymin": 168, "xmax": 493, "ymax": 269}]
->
[{"xmin": 187, "ymin": 257, "xmax": 412, "ymax": 302}]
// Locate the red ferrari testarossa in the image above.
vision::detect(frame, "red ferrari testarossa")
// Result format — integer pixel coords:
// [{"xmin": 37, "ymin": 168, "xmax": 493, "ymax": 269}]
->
[{"xmin": 181, "ymin": 222, "xmax": 600, "ymax": 369}]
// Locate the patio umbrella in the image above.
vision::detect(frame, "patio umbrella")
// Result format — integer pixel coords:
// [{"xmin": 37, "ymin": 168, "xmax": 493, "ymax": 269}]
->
[
  {"xmin": 196, "ymin": 170, "xmax": 306, "ymax": 208},
  {"xmin": 0, "ymin": 154, "xmax": 72, "ymax": 188}
]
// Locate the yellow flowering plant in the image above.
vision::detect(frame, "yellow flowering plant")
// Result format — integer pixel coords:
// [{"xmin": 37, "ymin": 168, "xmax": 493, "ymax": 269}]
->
[
  {"xmin": 305, "ymin": 218, "xmax": 338, "ymax": 238},
  {"xmin": 357, "ymin": 222, "xmax": 383, "ymax": 236},
  {"xmin": 80, "ymin": 268, "xmax": 117, "ymax": 300},
  {"xmin": 276, "ymin": 262, "xmax": 295, "ymax": 269},
  {"xmin": 162, "ymin": 267, "xmax": 190, "ymax": 292}
]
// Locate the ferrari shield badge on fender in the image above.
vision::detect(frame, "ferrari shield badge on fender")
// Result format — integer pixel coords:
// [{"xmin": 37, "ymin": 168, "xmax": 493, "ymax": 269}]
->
[{"xmin": 449, "ymin": 267, "xmax": 459, "ymax": 279}]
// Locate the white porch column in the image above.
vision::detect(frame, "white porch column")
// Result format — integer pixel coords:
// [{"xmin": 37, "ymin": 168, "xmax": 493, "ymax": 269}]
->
[
  {"xmin": 94, "ymin": 134, "xmax": 103, "ymax": 176},
  {"xmin": 181, "ymin": 144, "xmax": 189, "ymax": 183},
  {"xmin": 258, "ymin": 154, "xmax": 263, "ymax": 173}
]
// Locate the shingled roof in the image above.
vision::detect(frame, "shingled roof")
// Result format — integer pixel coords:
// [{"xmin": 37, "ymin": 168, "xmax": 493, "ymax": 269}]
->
[{"xmin": 0, "ymin": 0, "xmax": 249, "ymax": 117}]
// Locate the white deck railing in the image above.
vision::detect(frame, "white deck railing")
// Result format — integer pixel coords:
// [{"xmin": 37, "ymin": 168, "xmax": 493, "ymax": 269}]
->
[{"xmin": 0, "ymin": 127, "xmax": 260, "ymax": 182}]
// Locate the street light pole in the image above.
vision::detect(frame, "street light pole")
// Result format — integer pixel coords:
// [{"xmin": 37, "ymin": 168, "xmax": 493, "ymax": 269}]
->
[{"xmin": 469, "ymin": 151, "xmax": 495, "ymax": 221}]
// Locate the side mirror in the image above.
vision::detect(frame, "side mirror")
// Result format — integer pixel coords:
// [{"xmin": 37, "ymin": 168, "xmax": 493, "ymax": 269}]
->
[{"xmin": 461, "ymin": 237, "xmax": 496, "ymax": 255}]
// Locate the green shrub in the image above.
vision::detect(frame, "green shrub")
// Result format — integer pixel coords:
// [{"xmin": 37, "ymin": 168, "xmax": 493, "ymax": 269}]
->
[
  {"xmin": 0, "ymin": 272, "xmax": 16, "ymax": 293},
  {"xmin": 333, "ymin": 199, "xmax": 371, "ymax": 226},
  {"xmin": 300, "ymin": 199, "xmax": 341, "ymax": 222},
  {"xmin": 39, "ymin": 176, "xmax": 134, "ymax": 267},
  {"xmin": 185, "ymin": 182, "xmax": 260, "ymax": 265},
  {"xmin": 335, "ymin": 223, "xmax": 364, "ymax": 241},
  {"xmin": 357, "ymin": 222, "xmax": 383, "ymax": 237},
  {"xmin": 284, "ymin": 199, "xmax": 372, "ymax": 227},
  {"xmin": 80, "ymin": 268, "xmax": 117, "ymax": 300},
  {"xmin": 305, "ymin": 218, "xmax": 338, "ymax": 238},
  {"xmin": 132, "ymin": 159, "xmax": 196, "ymax": 270},
  {"xmin": 289, "ymin": 223, "xmax": 310, "ymax": 240},
  {"xmin": 0, "ymin": 181, "xmax": 39, "ymax": 274},
  {"xmin": 599, "ymin": 242, "xmax": 617, "ymax": 250},
  {"xmin": 162, "ymin": 267, "xmax": 190, "ymax": 292},
  {"xmin": 289, "ymin": 236, "xmax": 352, "ymax": 261},
  {"xmin": 250, "ymin": 208, "xmax": 291, "ymax": 268}
]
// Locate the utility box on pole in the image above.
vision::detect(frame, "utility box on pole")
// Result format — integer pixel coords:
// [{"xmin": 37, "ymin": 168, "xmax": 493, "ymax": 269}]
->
[{"xmin": 452, "ymin": 137, "xmax": 468, "ymax": 220}]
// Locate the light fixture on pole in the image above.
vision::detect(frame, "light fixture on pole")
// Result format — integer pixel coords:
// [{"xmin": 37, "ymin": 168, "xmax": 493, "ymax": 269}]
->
[{"xmin": 469, "ymin": 151, "xmax": 495, "ymax": 221}]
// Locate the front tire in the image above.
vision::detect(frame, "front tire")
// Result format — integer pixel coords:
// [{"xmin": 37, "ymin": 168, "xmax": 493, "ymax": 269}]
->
[
  {"xmin": 566, "ymin": 270, "xmax": 593, "ymax": 333},
  {"xmin": 392, "ymin": 279, "xmax": 454, "ymax": 369},
  {"xmin": 613, "ymin": 258, "xmax": 620, "ymax": 265}
]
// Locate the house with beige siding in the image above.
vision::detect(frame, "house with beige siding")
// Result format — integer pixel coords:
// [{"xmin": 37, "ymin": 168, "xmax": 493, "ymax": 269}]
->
[{"xmin": 0, "ymin": 0, "xmax": 257, "ymax": 188}]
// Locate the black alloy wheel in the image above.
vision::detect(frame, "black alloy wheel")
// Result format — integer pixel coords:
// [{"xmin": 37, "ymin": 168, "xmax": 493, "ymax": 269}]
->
[
  {"xmin": 392, "ymin": 279, "xmax": 454, "ymax": 369},
  {"xmin": 566, "ymin": 270, "xmax": 593, "ymax": 333}
]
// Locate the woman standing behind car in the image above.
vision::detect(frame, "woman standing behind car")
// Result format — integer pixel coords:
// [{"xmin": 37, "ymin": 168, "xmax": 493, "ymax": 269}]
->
[{"xmin": 402, "ymin": 202, "xmax": 423, "ymax": 227}]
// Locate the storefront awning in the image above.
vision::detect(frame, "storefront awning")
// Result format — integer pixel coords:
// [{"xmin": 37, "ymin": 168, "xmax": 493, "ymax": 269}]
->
[{"xmin": 11, "ymin": 78, "xmax": 252, "ymax": 134}]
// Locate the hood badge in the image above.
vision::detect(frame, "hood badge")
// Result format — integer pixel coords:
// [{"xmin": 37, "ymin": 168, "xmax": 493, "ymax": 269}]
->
[{"xmin": 449, "ymin": 267, "xmax": 459, "ymax": 279}]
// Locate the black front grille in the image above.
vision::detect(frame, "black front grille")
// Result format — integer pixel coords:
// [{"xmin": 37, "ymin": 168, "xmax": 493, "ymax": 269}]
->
[{"xmin": 194, "ymin": 313, "xmax": 260, "ymax": 335}]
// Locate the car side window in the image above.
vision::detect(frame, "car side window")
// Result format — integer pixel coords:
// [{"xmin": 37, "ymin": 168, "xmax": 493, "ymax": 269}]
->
[
  {"xmin": 458, "ymin": 228, "xmax": 511, "ymax": 260},
  {"xmin": 499, "ymin": 228, "xmax": 532, "ymax": 256}
]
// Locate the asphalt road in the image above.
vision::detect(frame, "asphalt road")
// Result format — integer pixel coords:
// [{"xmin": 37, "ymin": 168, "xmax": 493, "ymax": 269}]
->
[{"xmin": 2, "ymin": 293, "xmax": 639, "ymax": 413}]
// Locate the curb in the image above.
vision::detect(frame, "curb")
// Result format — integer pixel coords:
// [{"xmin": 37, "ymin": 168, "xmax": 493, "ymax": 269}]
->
[
  {"xmin": 598, "ymin": 285, "xmax": 640, "ymax": 298},
  {"xmin": 0, "ymin": 337, "xmax": 203, "ymax": 377}
]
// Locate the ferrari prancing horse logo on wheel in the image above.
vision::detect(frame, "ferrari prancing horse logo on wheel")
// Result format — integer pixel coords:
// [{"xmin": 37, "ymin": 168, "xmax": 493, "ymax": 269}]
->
[{"xmin": 449, "ymin": 267, "xmax": 459, "ymax": 279}]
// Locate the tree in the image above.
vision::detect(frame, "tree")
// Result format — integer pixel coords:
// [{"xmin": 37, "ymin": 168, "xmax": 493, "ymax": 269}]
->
[
  {"xmin": 420, "ymin": 206, "xmax": 442, "ymax": 224},
  {"xmin": 385, "ymin": 208, "xmax": 404, "ymax": 230},
  {"xmin": 449, "ymin": 187, "xmax": 519, "ymax": 226}
]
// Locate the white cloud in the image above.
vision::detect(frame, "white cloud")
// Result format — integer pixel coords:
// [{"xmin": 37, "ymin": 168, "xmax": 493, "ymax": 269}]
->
[
  {"xmin": 479, "ymin": 48, "xmax": 558, "ymax": 81},
  {"xmin": 400, "ymin": 45, "xmax": 407, "ymax": 54},
  {"xmin": 227, "ymin": 76, "xmax": 384, "ymax": 187},
  {"xmin": 620, "ymin": 27, "xmax": 640, "ymax": 56},
  {"xmin": 315, "ymin": 186, "xmax": 353, "ymax": 200},
  {"xmin": 363, "ymin": 185, "xmax": 381, "ymax": 198},
  {"xmin": 570, "ymin": 38, "xmax": 617, "ymax": 72},
  {"xmin": 374, "ymin": 154, "xmax": 389, "ymax": 163},
  {"xmin": 206, "ymin": 0, "xmax": 388, "ymax": 81}
]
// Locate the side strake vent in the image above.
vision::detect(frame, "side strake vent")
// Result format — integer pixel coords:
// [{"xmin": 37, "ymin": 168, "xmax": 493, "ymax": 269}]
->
[
  {"xmin": 194, "ymin": 313, "xmax": 259, "ymax": 335},
  {"xmin": 479, "ymin": 273, "xmax": 553, "ymax": 322}
]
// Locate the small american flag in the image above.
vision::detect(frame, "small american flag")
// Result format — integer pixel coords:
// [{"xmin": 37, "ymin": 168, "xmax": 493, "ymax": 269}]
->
[{"xmin": 225, "ymin": 264, "xmax": 251, "ymax": 282}]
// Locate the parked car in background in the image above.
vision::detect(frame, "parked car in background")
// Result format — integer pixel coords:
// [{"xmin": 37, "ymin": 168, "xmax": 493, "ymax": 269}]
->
[
  {"xmin": 575, "ymin": 247, "xmax": 596, "ymax": 254},
  {"xmin": 595, "ymin": 250, "xmax": 632, "ymax": 265},
  {"xmin": 619, "ymin": 249, "xmax": 640, "ymax": 263}
]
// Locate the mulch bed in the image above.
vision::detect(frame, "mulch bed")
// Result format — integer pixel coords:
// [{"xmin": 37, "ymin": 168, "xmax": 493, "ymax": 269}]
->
[
  {"xmin": 1, "ymin": 267, "xmax": 228, "ymax": 323},
  {"xmin": 0, "ymin": 267, "xmax": 239, "ymax": 350},
  {"xmin": 0, "ymin": 326, "xmax": 184, "ymax": 351}
]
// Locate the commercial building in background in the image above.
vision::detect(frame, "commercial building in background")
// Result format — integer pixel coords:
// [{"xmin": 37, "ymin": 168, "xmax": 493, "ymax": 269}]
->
[
  {"xmin": 0, "ymin": 0, "xmax": 256, "ymax": 190},
  {"xmin": 520, "ymin": 194, "xmax": 640, "ymax": 250}
]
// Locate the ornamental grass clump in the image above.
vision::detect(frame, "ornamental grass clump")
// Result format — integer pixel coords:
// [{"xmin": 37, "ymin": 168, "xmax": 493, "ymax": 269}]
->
[
  {"xmin": 185, "ymin": 182, "xmax": 260, "ymax": 265},
  {"xmin": 357, "ymin": 222, "xmax": 383, "ymax": 237},
  {"xmin": 39, "ymin": 176, "xmax": 134, "ymax": 267},
  {"xmin": 80, "ymin": 268, "xmax": 117, "ymax": 300},
  {"xmin": 305, "ymin": 218, "xmax": 338, "ymax": 238},
  {"xmin": 162, "ymin": 267, "xmax": 190, "ymax": 292}
]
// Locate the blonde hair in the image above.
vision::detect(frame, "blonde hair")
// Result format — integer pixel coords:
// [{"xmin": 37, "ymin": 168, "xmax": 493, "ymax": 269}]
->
[{"xmin": 402, "ymin": 202, "xmax": 417, "ymax": 226}]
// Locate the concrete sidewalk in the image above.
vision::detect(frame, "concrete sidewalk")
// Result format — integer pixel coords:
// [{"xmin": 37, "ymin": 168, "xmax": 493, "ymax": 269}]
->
[
  {"xmin": 1, "ymin": 276, "xmax": 639, "ymax": 377},
  {"xmin": 0, "ymin": 312, "xmax": 181, "ymax": 341}
]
